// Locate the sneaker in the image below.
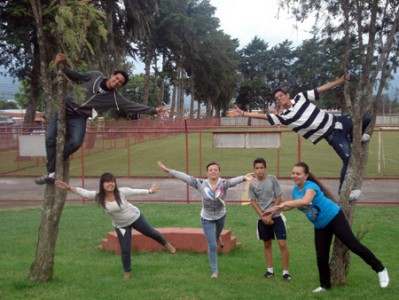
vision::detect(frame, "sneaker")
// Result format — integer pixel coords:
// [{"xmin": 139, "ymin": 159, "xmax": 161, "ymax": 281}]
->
[
  {"xmin": 349, "ymin": 189, "xmax": 361, "ymax": 201},
  {"xmin": 378, "ymin": 268, "xmax": 389, "ymax": 288},
  {"xmin": 361, "ymin": 133, "xmax": 371, "ymax": 142},
  {"xmin": 263, "ymin": 271, "xmax": 274, "ymax": 279},
  {"xmin": 34, "ymin": 174, "xmax": 55, "ymax": 185},
  {"xmin": 282, "ymin": 274, "xmax": 292, "ymax": 281},
  {"xmin": 312, "ymin": 287, "xmax": 327, "ymax": 293}
]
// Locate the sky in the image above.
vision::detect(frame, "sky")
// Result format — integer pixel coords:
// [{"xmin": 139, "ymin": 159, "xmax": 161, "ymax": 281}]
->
[{"xmin": 209, "ymin": 0, "xmax": 314, "ymax": 48}]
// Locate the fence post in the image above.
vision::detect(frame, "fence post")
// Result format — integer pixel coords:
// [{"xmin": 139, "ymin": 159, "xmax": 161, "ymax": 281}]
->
[
  {"xmin": 127, "ymin": 132, "xmax": 131, "ymax": 177},
  {"xmin": 185, "ymin": 119, "xmax": 190, "ymax": 204},
  {"xmin": 199, "ymin": 129, "xmax": 202, "ymax": 178},
  {"xmin": 297, "ymin": 134, "xmax": 302, "ymax": 162}
]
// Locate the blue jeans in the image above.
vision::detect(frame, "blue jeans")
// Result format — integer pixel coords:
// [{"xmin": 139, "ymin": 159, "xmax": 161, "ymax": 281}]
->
[
  {"xmin": 325, "ymin": 113, "xmax": 371, "ymax": 191},
  {"xmin": 201, "ymin": 214, "xmax": 226, "ymax": 274},
  {"xmin": 45, "ymin": 113, "xmax": 87, "ymax": 173},
  {"xmin": 116, "ymin": 214, "xmax": 167, "ymax": 272}
]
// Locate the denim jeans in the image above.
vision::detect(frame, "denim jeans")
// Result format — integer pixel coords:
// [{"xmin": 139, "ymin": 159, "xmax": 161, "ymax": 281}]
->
[
  {"xmin": 45, "ymin": 112, "xmax": 87, "ymax": 173},
  {"xmin": 314, "ymin": 210, "xmax": 384, "ymax": 289},
  {"xmin": 325, "ymin": 113, "xmax": 371, "ymax": 191},
  {"xmin": 116, "ymin": 213, "xmax": 167, "ymax": 272},
  {"xmin": 201, "ymin": 214, "xmax": 226, "ymax": 274}
]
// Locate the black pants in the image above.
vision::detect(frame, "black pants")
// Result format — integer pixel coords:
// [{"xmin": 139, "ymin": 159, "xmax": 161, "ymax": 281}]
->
[
  {"xmin": 115, "ymin": 213, "xmax": 167, "ymax": 272},
  {"xmin": 314, "ymin": 210, "xmax": 384, "ymax": 289}
]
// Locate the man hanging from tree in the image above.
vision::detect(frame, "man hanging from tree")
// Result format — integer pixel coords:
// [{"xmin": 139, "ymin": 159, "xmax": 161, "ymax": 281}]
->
[
  {"xmin": 35, "ymin": 53, "xmax": 168, "ymax": 185},
  {"xmin": 228, "ymin": 75, "xmax": 371, "ymax": 196}
]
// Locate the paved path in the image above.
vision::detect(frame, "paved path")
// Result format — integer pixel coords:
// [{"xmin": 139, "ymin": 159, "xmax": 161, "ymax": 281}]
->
[{"xmin": 1, "ymin": 177, "xmax": 398, "ymax": 210}]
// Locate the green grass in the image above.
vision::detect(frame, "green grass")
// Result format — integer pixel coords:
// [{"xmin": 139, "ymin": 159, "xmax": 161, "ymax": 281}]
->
[
  {"xmin": 0, "ymin": 204, "xmax": 397, "ymax": 299},
  {"xmin": 3, "ymin": 129, "xmax": 398, "ymax": 178}
]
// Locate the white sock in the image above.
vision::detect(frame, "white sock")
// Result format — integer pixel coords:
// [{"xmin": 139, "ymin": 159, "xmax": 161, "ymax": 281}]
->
[
  {"xmin": 283, "ymin": 270, "xmax": 289, "ymax": 275},
  {"xmin": 267, "ymin": 268, "xmax": 273, "ymax": 273},
  {"xmin": 48, "ymin": 172, "xmax": 55, "ymax": 178}
]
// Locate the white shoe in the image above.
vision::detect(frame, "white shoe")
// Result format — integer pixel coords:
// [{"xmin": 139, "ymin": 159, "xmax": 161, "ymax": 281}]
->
[
  {"xmin": 361, "ymin": 133, "xmax": 371, "ymax": 142},
  {"xmin": 312, "ymin": 287, "xmax": 327, "ymax": 293},
  {"xmin": 349, "ymin": 189, "xmax": 361, "ymax": 201},
  {"xmin": 378, "ymin": 268, "xmax": 389, "ymax": 288}
]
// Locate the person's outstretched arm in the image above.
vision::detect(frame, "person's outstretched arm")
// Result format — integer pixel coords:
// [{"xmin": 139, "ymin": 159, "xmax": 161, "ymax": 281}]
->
[
  {"xmin": 55, "ymin": 179, "xmax": 77, "ymax": 193},
  {"xmin": 55, "ymin": 179, "xmax": 96, "ymax": 200},
  {"xmin": 317, "ymin": 74, "xmax": 350, "ymax": 93},
  {"xmin": 157, "ymin": 161, "xmax": 171, "ymax": 173},
  {"xmin": 227, "ymin": 105, "xmax": 269, "ymax": 121}
]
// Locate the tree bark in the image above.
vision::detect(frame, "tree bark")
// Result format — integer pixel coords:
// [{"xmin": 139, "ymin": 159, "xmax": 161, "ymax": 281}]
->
[{"xmin": 28, "ymin": 2, "xmax": 69, "ymax": 276}]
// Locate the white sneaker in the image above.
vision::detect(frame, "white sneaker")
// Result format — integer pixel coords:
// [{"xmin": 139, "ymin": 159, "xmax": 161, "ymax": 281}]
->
[
  {"xmin": 349, "ymin": 189, "xmax": 362, "ymax": 201},
  {"xmin": 361, "ymin": 133, "xmax": 371, "ymax": 142},
  {"xmin": 378, "ymin": 268, "xmax": 389, "ymax": 288},
  {"xmin": 312, "ymin": 287, "xmax": 327, "ymax": 293}
]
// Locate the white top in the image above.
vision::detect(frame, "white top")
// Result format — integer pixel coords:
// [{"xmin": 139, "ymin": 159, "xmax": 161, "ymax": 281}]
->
[{"xmin": 75, "ymin": 187, "xmax": 150, "ymax": 228}]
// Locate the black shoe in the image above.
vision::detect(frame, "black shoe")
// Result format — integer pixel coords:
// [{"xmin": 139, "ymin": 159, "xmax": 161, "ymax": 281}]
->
[
  {"xmin": 34, "ymin": 174, "xmax": 55, "ymax": 185},
  {"xmin": 283, "ymin": 274, "xmax": 292, "ymax": 281},
  {"xmin": 263, "ymin": 271, "xmax": 274, "ymax": 279}
]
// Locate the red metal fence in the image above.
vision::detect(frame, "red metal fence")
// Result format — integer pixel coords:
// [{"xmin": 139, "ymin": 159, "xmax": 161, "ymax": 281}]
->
[{"xmin": 1, "ymin": 117, "xmax": 398, "ymax": 204}]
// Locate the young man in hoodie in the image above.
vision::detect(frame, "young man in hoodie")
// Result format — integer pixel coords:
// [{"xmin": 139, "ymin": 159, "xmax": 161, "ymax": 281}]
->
[{"xmin": 35, "ymin": 53, "xmax": 168, "ymax": 185}]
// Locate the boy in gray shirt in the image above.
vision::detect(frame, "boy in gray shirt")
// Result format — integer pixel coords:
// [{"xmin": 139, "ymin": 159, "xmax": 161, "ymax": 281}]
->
[{"xmin": 249, "ymin": 158, "xmax": 291, "ymax": 281}]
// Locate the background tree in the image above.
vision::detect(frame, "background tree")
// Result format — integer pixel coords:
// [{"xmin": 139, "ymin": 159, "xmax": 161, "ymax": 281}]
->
[
  {"xmin": 278, "ymin": 0, "xmax": 399, "ymax": 285},
  {"xmin": 236, "ymin": 37, "xmax": 271, "ymax": 113}
]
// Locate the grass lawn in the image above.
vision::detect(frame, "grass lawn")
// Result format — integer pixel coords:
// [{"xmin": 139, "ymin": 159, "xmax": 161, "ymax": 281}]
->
[
  {"xmin": 0, "ymin": 204, "xmax": 397, "ymax": 299},
  {"xmin": 2, "ymin": 128, "xmax": 398, "ymax": 178}
]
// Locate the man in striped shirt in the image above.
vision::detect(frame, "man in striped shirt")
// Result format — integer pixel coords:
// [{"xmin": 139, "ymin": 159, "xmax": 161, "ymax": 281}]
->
[{"xmin": 228, "ymin": 75, "xmax": 371, "ymax": 194}]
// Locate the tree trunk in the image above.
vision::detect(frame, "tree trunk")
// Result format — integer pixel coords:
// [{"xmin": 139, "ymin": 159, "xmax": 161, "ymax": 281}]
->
[
  {"xmin": 189, "ymin": 75, "xmax": 195, "ymax": 119},
  {"xmin": 29, "ymin": 165, "xmax": 69, "ymax": 281},
  {"xmin": 24, "ymin": 48, "xmax": 41, "ymax": 124},
  {"xmin": 143, "ymin": 40, "xmax": 153, "ymax": 106},
  {"xmin": 29, "ymin": 2, "xmax": 69, "ymax": 277},
  {"xmin": 178, "ymin": 69, "xmax": 185, "ymax": 118},
  {"xmin": 197, "ymin": 99, "xmax": 201, "ymax": 118},
  {"xmin": 171, "ymin": 79, "xmax": 177, "ymax": 119}
]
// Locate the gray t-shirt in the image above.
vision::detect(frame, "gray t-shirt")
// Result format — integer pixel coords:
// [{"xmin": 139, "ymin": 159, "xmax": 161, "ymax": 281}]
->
[{"xmin": 249, "ymin": 175, "xmax": 282, "ymax": 218}]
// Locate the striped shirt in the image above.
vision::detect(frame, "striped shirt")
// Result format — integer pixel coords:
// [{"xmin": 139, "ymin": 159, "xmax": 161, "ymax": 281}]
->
[{"xmin": 267, "ymin": 89, "xmax": 335, "ymax": 144}]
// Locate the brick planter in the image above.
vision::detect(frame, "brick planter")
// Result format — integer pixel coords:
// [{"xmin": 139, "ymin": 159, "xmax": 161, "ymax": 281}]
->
[{"xmin": 99, "ymin": 228, "xmax": 241, "ymax": 254}]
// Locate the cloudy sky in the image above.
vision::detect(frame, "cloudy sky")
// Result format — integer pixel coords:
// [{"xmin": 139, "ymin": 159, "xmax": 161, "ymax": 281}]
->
[
  {"xmin": 209, "ymin": 0, "xmax": 314, "ymax": 48},
  {"xmin": 209, "ymin": 0, "xmax": 398, "ymax": 96}
]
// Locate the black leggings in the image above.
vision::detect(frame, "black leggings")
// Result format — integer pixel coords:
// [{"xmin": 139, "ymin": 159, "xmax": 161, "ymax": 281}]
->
[
  {"xmin": 314, "ymin": 210, "xmax": 384, "ymax": 289},
  {"xmin": 115, "ymin": 213, "xmax": 167, "ymax": 272}
]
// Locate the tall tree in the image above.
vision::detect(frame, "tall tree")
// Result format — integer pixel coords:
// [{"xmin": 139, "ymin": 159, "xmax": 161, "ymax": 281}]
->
[
  {"xmin": 279, "ymin": 0, "xmax": 399, "ymax": 285},
  {"xmin": 29, "ymin": 0, "xmax": 107, "ymax": 282}
]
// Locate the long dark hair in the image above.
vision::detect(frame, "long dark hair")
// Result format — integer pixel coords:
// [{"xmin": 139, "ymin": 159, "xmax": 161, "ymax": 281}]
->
[
  {"xmin": 294, "ymin": 162, "xmax": 337, "ymax": 203},
  {"xmin": 95, "ymin": 172, "xmax": 122, "ymax": 209}
]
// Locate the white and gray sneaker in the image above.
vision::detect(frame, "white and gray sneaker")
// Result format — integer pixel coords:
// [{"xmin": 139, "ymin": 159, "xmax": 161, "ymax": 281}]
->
[
  {"xmin": 378, "ymin": 268, "xmax": 389, "ymax": 288},
  {"xmin": 312, "ymin": 287, "xmax": 327, "ymax": 293},
  {"xmin": 361, "ymin": 133, "xmax": 371, "ymax": 142},
  {"xmin": 349, "ymin": 189, "xmax": 362, "ymax": 201}
]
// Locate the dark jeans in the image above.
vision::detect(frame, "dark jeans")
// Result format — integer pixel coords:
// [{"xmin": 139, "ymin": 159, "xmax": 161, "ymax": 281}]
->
[
  {"xmin": 325, "ymin": 113, "xmax": 372, "ymax": 191},
  {"xmin": 314, "ymin": 210, "xmax": 384, "ymax": 289},
  {"xmin": 45, "ymin": 113, "xmax": 87, "ymax": 173},
  {"xmin": 116, "ymin": 213, "xmax": 167, "ymax": 272}
]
